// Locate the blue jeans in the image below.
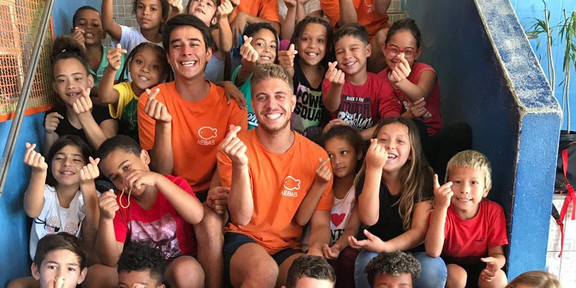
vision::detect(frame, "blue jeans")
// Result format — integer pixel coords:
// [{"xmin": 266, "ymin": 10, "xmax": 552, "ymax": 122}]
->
[{"xmin": 354, "ymin": 250, "xmax": 447, "ymax": 288}]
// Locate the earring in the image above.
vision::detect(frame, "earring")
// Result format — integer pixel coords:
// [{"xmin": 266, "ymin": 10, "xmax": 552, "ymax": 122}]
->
[{"xmin": 119, "ymin": 187, "xmax": 132, "ymax": 209}]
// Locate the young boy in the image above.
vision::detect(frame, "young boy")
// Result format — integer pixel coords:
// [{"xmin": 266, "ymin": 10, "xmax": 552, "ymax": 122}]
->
[
  {"xmin": 425, "ymin": 150, "xmax": 508, "ymax": 288},
  {"xmin": 31, "ymin": 233, "xmax": 88, "ymax": 288},
  {"xmin": 364, "ymin": 251, "xmax": 421, "ymax": 288},
  {"xmin": 282, "ymin": 255, "xmax": 336, "ymax": 288},
  {"xmin": 82, "ymin": 135, "xmax": 204, "ymax": 288},
  {"xmin": 322, "ymin": 23, "xmax": 401, "ymax": 140},
  {"xmin": 117, "ymin": 242, "xmax": 167, "ymax": 288}
]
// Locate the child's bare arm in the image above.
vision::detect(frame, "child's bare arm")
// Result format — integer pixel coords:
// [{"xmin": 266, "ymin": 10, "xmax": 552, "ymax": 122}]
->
[
  {"xmin": 101, "ymin": 0, "xmax": 122, "ymax": 41},
  {"xmin": 294, "ymin": 158, "xmax": 331, "ymax": 226},
  {"xmin": 74, "ymin": 89, "xmax": 118, "ymax": 149},
  {"xmin": 358, "ymin": 139, "xmax": 387, "ymax": 226},
  {"xmin": 79, "ymin": 157, "xmax": 101, "ymax": 254},
  {"xmin": 338, "ymin": 0, "xmax": 358, "ymax": 25},
  {"xmin": 323, "ymin": 204, "xmax": 361, "ymax": 259},
  {"xmin": 23, "ymin": 143, "xmax": 48, "ymax": 218},
  {"xmin": 144, "ymin": 88, "xmax": 174, "ymax": 174},
  {"xmin": 96, "ymin": 190, "xmax": 125, "ymax": 266},
  {"xmin": 219, "ymin": 125, "xmax": 253, "ymax": 226},
  {"xmin": 386, "ymin": 200, "xmax": 432, "ymax": 251},
  {"xmin": 480, "ymin": 245, "xmax": 507, "ymax": 282},
  {"xmin": 281, "ymin": 0, "xmax": 297, "ymax": 40},
  {"xmin": 307, "ymin": 210, "xmax": 331, "ymax": 256},
  {"xmin": 323, "ymin": 61, "xmax": 345, "ymax": 112},
  {"xmin": 278, "ymin": 44, "xmax": 297, "ymax": 77},
  {"xmin": 236, "ymin": 36, "xmax": 259, "ymax": 85},
  {"xmin": 44, "ymin": 112, "xmax": 63, "ymax": 154},
  {"xmin": 215, "ymin": 1, "xmax": 234, "ymax": 53},
  {"xmin": 425, "ymin": 174, "xmax": 452, "ymax": 257},
  {"xmin": 390, "ymin": 54, "xmax": 436, "ymax": 102},
  {"xmin": 98, "ymin": 44, "xmax": 126, "ymax": 105}
]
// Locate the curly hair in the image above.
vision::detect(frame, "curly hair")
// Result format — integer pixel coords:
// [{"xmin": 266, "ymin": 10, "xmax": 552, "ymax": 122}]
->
[
  {"xmin": 364, "ymin": 251, "xmax": 421, "ymax": 287},
  {"xmin": 117, "ymin": 241, "xmax": 167, "ymax": 284},
  {"xmin": 51, "ymin": 35, "xmax": 90, "ymax": 75},
  {"xmin": 285, "ymin": 256, "xmax": 336, "ymax": 288}
]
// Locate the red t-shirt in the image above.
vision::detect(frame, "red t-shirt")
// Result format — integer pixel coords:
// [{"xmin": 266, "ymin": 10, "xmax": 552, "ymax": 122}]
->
[
  {"xmin": 113, "ymin": 175, "xmax": 198, "ymax": 260},
  {"xmin": 322, "ymin": 73, "xmax": 401, "ymax": 130},
  {"xmin": 442, "ymin": 200, "xmax": 509, "ymax": 265},
  {"xmin": 378, "ymin": 62, "xmax": 443, "ymax": 136}
]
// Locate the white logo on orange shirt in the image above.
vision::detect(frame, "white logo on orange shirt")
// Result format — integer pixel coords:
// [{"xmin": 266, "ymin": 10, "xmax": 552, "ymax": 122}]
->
[
  {"xmin": 282, "ymin": 176, "xmax": 301, "ymax": 197},
  {"xmin": 198, "ymin": 126, "xmax": 217, "ymax": 145}
]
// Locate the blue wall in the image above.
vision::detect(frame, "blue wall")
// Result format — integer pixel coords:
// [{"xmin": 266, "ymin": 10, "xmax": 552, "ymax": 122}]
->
[
  {"xmin": 513, "ymin": 0, "xmax": 576, "ymax": 131},
  {"xmin": 0, "ymin": 0, "xmax": 100, "ymax": 286},
  {"xmin": 405, "ymin": 0, "xmax": 562, "ymax": 279}
]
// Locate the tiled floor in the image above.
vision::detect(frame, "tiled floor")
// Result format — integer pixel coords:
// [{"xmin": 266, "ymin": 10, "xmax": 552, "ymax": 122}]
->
[{"xmin": 547, "ymin": 195, "xmax": 576, "ymax": 287}]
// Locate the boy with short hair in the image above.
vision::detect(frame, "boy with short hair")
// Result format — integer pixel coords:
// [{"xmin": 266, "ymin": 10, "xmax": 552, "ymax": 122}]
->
[
  {"xmin": 425, "ymin": 150, "xmax": 508, "ymax": 288},
  {"xmin": 84, "ymin": 135, "xmax": 204, "ymax": 288},
  {"xmin": 364, "ymin": 251, "xmax": 421, "ymax": 288},
  {"xmin": 117, "ymin": 241, "xmax": 167, "ymax": 288},
  {"xmin": 31, "ymin": 232, "xmax": 88, "ymax": 288},
  {"xmin": 283, "ymin": 255, "xmax": 336, "ymax": 288},
  {"xmin": 322, "ymin": 23, "xmax": 401, "ymax": 140}
]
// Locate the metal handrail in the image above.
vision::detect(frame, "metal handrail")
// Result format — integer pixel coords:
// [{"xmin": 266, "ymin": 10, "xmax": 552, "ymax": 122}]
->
[{"xmin": 0, "ymin": 0, "xmax": 55, "ymax": 196}]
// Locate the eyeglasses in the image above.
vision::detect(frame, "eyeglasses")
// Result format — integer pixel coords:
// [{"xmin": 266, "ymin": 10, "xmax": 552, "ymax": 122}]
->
[{"xmin": 385, "ymin": 45, "xmax": 416, "ymax": 58}]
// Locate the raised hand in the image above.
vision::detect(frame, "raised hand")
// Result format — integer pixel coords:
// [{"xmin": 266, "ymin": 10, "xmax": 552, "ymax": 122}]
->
[
  {"xmin": 433, "ymin": 174, "xmax": 453, "ymax": 209},
  {"xmin": 278, "ymin": 43, "xmax": 297, "ymax": 70},
  {"xmin": 124, "ymin": 170, "xmax": 160, "ymax": 191},
  {"xmin": 23, "ymin": 143, "xmax": 48, "ymax": 171},
  {"xmin": 80, "ymin": 157, "xmax": 101, "ymax": 183},
  {"xmin": 206, "ymin": 186, "xmax": 230, "ymax": 215},
  {"xmin": 71, "ymin": 27, "xmax": 86, "ymax": 48},
  {"xmin": 72, "ymin": 88, "xmax": 93, "ymax": 115},
  {"xmin": 107, "ymin": 44, "xmax": 127, "ymax": 71},
  {"xmin": 348, "ymin": 229, "xmax": 388, "ymax": 252},
  {"xmin": 240, "ymin": 35, "xmax": 259, "ymax": 68},
  {"xmin": 322, "ymin": 243, "xmax": 341, "ymax": 260},
  {"xmin": 389, "ymin": 52, "xmax": 411, "ymax": 86},
  {"xmin": 325, "ymin": 61, "xmax": 345, "ymax": 86},
  {"xmin": 365, "ymin": 138, "xmax": 388, "ymax": 170},
  {"xmin": 217, "ymin": 0, "xmax": 234, "ymax": 18},
  {"xmin": 314, "ymin": 157, "xmax": 332, "ymax": 185},
  {"xmin": 144, "ymin": 88, "xmax": 172, "ymax": 123},
  {"xmin": 99, "ymin": 190, "xmax": 119, "ymax": 220},
  {"xmin": 231, "ymin": 12, "xmax": 248, "ymax": 48},
  {"xmin": 45, "ymin": 112, "xmax": 64, "ymax": 134},
  {"xmin": 219, "ymin": 125, "xmax": 247, "ymax": 167},
  {"xmin": 167, "ymin": 0, "xmax": 183, "ymax": 13}
]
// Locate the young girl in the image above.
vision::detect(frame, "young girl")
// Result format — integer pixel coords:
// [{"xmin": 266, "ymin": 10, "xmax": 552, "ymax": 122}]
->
[
  {"xmin": 23, "ymin": 136, "xmax": 100, "ymax": 261},
  {"xmin": 379, "ymin": 18, "xmax": 471, "ymax": 180},
  {"xmin": 231, "ymin": 22, "xmax": 278, "ymax": 129},
  {"xmin": 279, "ymin": 16, "xmax": 333, "ymax": 136},
  {"xmin": 101, "ymin": 0, "xmax": 170, "ymax": 54},
  {"xmin": 348, "ymin": 117, "xmax": 446, "ymax": 288},
  {"xmin": 70, "ymin": 6, "xmax": 125, "ymax": 95},
  {"xmin": 187, "ymin": 0, "xmax": 234, "ymax": 82},
  {"xmin": 322, "ymin": 125, "xmax": 362, "ymax": 288},
  {"xmin": 97, "ymin": 42, "xmax": 170, "ymax": 141},
  {"xmin": 44, "ymin": 36, "xmax": 118, "ymax": 153}
]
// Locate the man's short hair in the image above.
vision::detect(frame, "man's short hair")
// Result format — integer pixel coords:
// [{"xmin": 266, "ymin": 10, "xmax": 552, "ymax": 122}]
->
[
  {"xmin": 33, "ymin": 233, "xmax": 87, "ymax": 269},
  {"xmin": 162, "ymin": 14, "xmax": 214, "ymax": 52},
  {"xmin": 250, "ymin": 63, "xmax": 294, "ymax": 96},
  {"xmin": 117, "ymin": 242, "xmax": 167, "ymax": 284},
  {"xmin": 445, "ymin": 150, "xmax": 493, "ymax": 190},
  {"xmin": 365, "ymin": 251, "xmax": 421, "ymax": 287},
  {"xmin": 97, "ymin": 135, "xmax": 142, "ymax": 161},
  {"xmin": 285, "ymin": 255, "xmax": 336, "ymax": 288}
]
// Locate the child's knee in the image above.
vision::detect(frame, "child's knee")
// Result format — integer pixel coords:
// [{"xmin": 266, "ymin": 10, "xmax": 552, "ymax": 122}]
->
[
  {"xmin": 478, "ymin": 269, "xmax": 507, "ymax": 288},
  {"xmin": 447, "ymin": 264, "xmax": 467, "ymax": 287},
  {"xmin": 166, "ymin": 256, "xmax": 205, "ymax": 288}
]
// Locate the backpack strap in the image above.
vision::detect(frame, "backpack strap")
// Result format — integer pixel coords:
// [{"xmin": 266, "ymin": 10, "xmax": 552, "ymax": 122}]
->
[{"xmin": 558, "ymin": 148, "xmax": 576, "ymax": 257}]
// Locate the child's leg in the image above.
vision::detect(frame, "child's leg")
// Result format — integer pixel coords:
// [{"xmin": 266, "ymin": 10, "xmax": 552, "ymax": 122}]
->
[
  {"xmin": 354, "ymin": 249, "xmax": 378, "ymax": 288},
  {"xmin": 446, "ymin": 264, "xmax": 467, "ymax": 288},
  {"xmin": 165, "ymin": 255, "xmax": 205, "ymax": 288},
  {"xmin": 6, "ymin": 276, "xmax": 39, "ymax": 288},
  {"xmin": 478, "ymin": 269, "xmax": 507, "ymax": 288},
  {"xmin": 412, "ymin": 252, "xmax": 447, "ymax": 288},
  {"xmin": 193, "ymin": 206, "xmax": 224, "ymax": 288},
  {"xmin": 81, "ymin": 264, "xmax": 118, "ymax": 288}
]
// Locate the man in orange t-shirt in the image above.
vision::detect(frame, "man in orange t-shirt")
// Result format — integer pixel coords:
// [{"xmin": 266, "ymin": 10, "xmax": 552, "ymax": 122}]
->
[
  {"xmin": 138, "ymin": 14, "xmax": 247, "ymax": 288},
  {"xmin": 218, "ymin": 64, "xmax": 333, "ymax": 287}
]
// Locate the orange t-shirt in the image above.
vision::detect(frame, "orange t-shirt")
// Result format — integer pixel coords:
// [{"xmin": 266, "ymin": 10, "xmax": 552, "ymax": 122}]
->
[
  {"xmin": 138, "ymin": 81, "xmax": 247, "ymax": 192},
  {"xmin": 218, "ymin": 130, "xmax": 333, "ymax": 254},
  {"xmin": 231, "ymin": 0, "xmax": 280, "ymax": 24},
  {"xmin": 320, "ymin": 0, "xmax": 390, "ymax": 39}
]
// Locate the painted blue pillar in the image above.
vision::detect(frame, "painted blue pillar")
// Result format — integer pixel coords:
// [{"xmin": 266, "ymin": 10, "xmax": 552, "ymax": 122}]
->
[{"xmin": 405, "ymin": 0, "xmax": 562, "ymax": 278}]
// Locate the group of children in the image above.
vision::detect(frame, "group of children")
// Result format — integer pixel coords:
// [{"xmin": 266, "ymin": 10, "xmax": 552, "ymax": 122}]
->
[{"xmin": 6, "ymin": 0, "xmax": 554, "ymax": 287}]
